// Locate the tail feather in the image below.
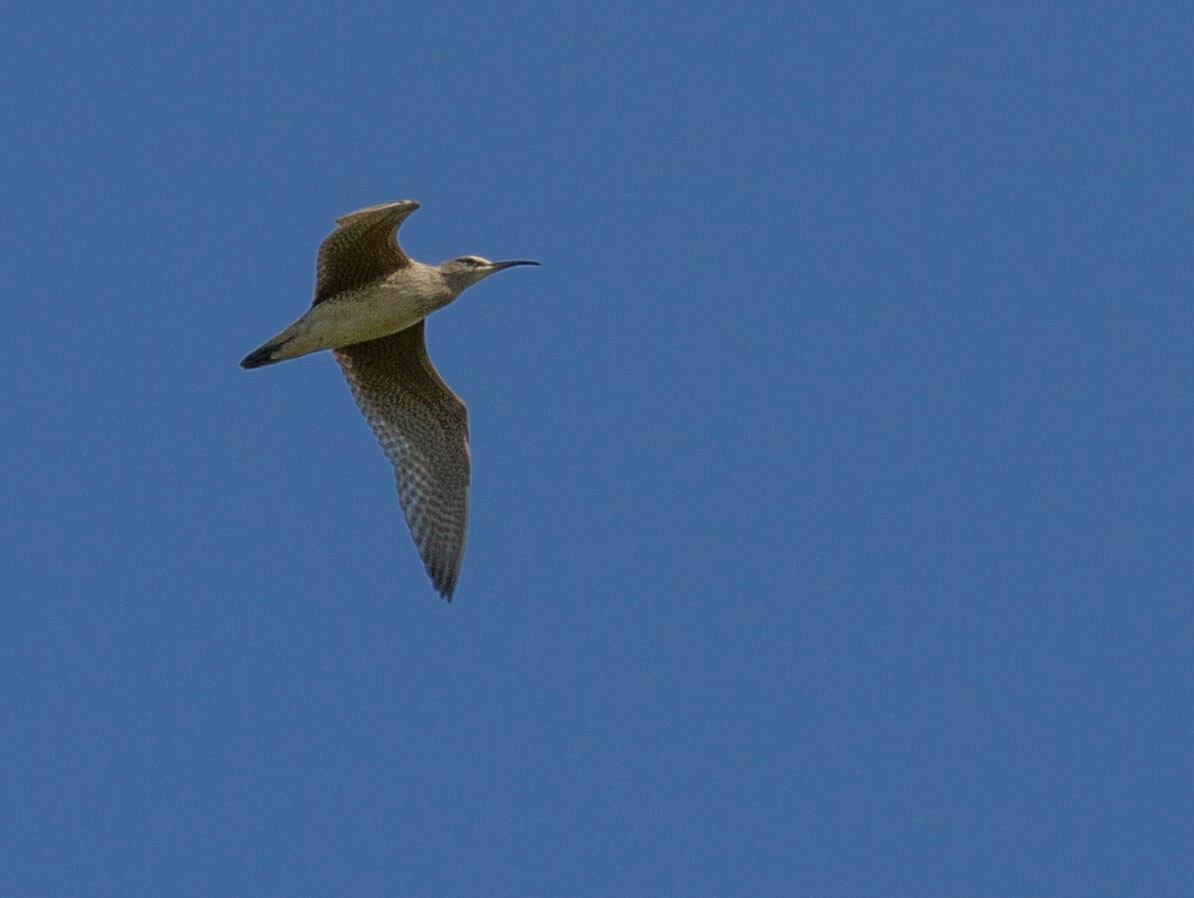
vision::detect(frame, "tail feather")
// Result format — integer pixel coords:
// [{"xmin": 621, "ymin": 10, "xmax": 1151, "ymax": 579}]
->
[{"xmin": 240, "ymin": 341, "xmax": 284, "ymax": 369}]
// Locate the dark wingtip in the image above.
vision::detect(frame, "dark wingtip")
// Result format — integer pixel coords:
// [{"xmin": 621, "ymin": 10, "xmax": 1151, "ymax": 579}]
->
[
  {"xmin": 426, "ymin": 562, "xmax": 457, "ymax": 602},
  {"xmin": 240, "ymin": 343, "xmax": 281, "ymax": 369},
  {"xmin": 434, "ymin": 573, "xmax": 456, "ymax": 603}
]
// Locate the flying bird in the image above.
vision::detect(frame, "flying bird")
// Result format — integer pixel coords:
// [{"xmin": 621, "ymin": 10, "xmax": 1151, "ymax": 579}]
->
[{"xmin": 241, "ymin": 200, "xmax": 539, "ymax": 600}]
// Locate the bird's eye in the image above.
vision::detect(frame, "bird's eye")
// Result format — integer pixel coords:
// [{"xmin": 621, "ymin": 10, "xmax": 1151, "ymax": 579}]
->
[{"xmin": 457, "ymin": 257, "xmax": 479, "ymax": 267}]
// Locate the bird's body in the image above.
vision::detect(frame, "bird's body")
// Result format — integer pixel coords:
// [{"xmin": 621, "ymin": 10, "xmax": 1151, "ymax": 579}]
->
[
  {"xmin": 245, "ymin": 263, "xmax": 450, "ymax": 364},
  {"xmin": 241, "ymin": 200, "xmax": 539, "ymax": 600}
]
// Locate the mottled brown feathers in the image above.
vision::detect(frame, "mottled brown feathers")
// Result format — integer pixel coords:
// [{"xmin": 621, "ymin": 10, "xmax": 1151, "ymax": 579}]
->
[
  {"xmin": 333, "ymin": 320, "xmax": 470, "ymax": 600},
  {"xmin": 313, "ymin": 201, "xmax": 420, "ymax": 306}
]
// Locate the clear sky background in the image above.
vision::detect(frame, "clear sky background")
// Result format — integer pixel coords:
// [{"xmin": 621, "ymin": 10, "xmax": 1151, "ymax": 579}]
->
[{"xmin": 2, "ymin": 2, "xmax": 1190, "ymax": 896}]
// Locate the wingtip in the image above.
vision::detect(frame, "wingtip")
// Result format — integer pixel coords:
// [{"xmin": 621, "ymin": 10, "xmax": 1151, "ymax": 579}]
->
[
  {"xmin": 335, "ymin": 199, "xmax": 420, "ymax": 226},
  {"xmin": 426, "ymin": 560, "xmax": 459, "ymax": 602},
  {"xmin": 433, "ymin": 572, "xmax": 457, "ymax": 603}
]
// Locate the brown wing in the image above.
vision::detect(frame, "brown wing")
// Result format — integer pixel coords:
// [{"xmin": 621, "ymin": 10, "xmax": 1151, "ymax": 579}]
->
[
  {"xmin": 313, "ymin": 200, "xmax": 420, "ymax": 305},
  {"xmin": 334, "ymin": 320, "xmax": 470, "ymax": 600}
]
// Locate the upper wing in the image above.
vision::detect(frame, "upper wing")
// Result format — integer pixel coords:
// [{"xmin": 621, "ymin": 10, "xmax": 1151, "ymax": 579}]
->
[
  {"xmin": 333, "ymin": 320, "xmax": 471, "ymax": 600},
  {"xmin": 313, "ymin": 200, "xmax": 420, "ymax": 305}
]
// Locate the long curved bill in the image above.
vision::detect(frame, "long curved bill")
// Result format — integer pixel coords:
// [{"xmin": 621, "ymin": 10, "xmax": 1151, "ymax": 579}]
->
[{"xmin": 489, "ymin": 260, "xmax": 541, "ymax": 271}]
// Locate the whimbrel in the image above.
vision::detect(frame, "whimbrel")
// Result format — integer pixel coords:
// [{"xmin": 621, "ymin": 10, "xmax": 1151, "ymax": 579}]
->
[{"xmin": 241, "ymin": 200, "xmax": 539, "ymax": 600}]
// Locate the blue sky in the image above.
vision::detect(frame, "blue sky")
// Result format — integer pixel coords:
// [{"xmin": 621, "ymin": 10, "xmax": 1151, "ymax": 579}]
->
[{"xmin": 2, "ymin": 2, "xmax": 1190, "ymax": 895}]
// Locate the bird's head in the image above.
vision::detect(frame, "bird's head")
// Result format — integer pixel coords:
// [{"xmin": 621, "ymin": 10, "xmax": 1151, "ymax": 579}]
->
[{"xmin": 440, "ymin": 255, "xmax": 540, "ymax": 292}]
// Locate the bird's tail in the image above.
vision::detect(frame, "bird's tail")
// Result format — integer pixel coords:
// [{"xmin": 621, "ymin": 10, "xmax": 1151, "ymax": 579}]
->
[{"xmin": 240, "ymin": 340, "xmax": 285, "ymax": 369}]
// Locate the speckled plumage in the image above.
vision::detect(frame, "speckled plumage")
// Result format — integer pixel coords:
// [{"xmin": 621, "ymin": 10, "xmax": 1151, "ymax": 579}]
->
[
  {"xmin": 240, "ymin": 200, "xmax": 538, "ymax": 601},
  {"xmin": 314, "ymin": 201, "xmax": 419, "ymax": 304},
  {"xmin": 335, "ymin": 321, "xmax": 470, "ymax": 599}
]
